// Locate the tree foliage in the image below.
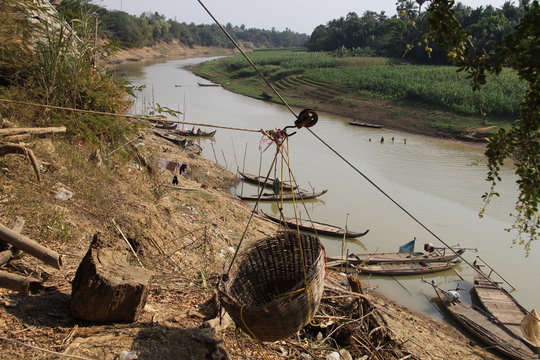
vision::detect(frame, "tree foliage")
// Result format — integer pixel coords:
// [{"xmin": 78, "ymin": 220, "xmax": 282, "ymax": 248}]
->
[
  {"xmin": 426, "ymin": 0, "xmax": 539, "ymax": 251},
  {"xmin": 305, "ymin": 1, "xmax": 528, "ymax": 65},
  {"xmin": 56, "ymin": 1, "xmax": 309, "ymax": 49}
]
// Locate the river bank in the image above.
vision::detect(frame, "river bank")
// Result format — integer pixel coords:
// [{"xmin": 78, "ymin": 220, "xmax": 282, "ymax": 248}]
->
[{"xmin": 0, "ymin": 123, "xmax": 501, "ymax": 359}]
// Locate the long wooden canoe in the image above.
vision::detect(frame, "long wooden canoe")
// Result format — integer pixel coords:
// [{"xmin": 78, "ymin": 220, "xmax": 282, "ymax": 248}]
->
[
  {"xmin": 238, "ymin": 171, "xmax": 298, "ymax": 191},
  {"xmin": 197, "ymin": 82, "xmax": 220, "ymax": 87},
  {"xmin": 153, "ymin": 130, "xmax": 186, "ymax": 146},
  {"xmin": 259, "ymin": 210, "xmax": 369, "ymax": 238},
  {"xmin": 237, "ymin": 189, "xmax": 327, "ymax": 201},
  {"xmin": 353, "ymin": 260, "xmax": 459, "ymax": 275},
  {"xmin": 153, "ymin": 130, "xmax": 201, "ymax": 154},
  {"xmin": 327, "ymin": 248, "xmax": 465, "ymax": 265},
  {"xmin": 473, "ymin": 264, "xmax": 537, "ymax": 352},
  {"xmin": 154, "ymin": 121, "xmax": 177, "ymax": 130},
  {"xmin": 433, "ymin": 286, "xmax": 536, "ymax": 360},
  {"xmin": 347, "ymin": 119, "xmax": 383, "ymax": 128},
  {"xmin": 177, "ymin": 129, "xmax": 216, "ymax": 137}
]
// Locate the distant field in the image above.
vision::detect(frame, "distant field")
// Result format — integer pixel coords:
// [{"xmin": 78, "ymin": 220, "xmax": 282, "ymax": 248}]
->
[{"xmin": 204, "ymin": 50, "xmax": 525, "ymax": 118}]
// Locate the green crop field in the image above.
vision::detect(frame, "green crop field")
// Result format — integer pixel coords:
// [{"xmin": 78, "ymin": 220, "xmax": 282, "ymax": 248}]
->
[{"xmin": 200, "ymin": 50, "xmax": 525, "ymax": 118}]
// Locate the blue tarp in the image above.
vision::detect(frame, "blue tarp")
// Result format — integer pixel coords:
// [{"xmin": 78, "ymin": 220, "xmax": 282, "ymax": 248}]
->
[{"xmin": 398, "ymin": 238, "xmax": 416, "ymax": 253}]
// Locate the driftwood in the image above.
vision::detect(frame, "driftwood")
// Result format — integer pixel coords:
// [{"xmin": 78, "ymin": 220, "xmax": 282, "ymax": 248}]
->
[
  {"xmin": 0, "ymin": 143, "xmax": 41, "ymax": 182},
  {"xmin": 70, "ymin": 233, "xmax": 153, "ymax": 322},
  {"xmin": 0, "ymin": 126, "xmax": 66, "ymax": 136},
  {"xmin": 0, "ymin": 270, "xmax": 43, "ymax": 295},
  {"xmin": 0, "ymin": 223, "xmax": 62, "ymax": 269}
]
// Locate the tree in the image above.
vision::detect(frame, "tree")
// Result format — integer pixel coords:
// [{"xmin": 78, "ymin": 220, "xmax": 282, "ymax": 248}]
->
[{"xmin": 427, "ymin": 0, "xmax": 539, "ymax": 251}]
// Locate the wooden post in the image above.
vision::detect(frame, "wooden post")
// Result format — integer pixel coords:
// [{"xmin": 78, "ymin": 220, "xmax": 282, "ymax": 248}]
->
[{"xmin": 0, "ymin": 223, "xmax": 62, "ymax": 269}]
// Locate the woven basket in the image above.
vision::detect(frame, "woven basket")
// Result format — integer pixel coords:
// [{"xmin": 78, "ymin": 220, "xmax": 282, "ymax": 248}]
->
[{"xmin": 218, "ymin": 231, "xmax": 325, "ymax": 342}]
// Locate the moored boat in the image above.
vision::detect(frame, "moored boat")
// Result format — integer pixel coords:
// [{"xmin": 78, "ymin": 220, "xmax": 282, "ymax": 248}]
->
[
  {"xmin": 238, "ymin": 170, "xmax": 298, "ymax": 191},
  {"xmin": 347, "ymin": 119, "xmax": 384, "ymax": 128},
  {"xmin": 327, "ymin": 248, "xmax": 465, "ymax": 265},
  {"xmin": 473, "ymin": 263, "xmax": 538, "ymax": 352},
  {"xmin": 351, "ymin": 260, "xmax": 460, "ymax": 275},
  {"xmin": 177, "ymin": 128, "xmax": 216, "ymax": 137},
  {"xmin": 197, "ymin": 82, "xmax": 220, "ymax": 87},
  {"xmin": 259, "ymin": 210, "xmax": 369, "ymax": 238},
  {"xmin": 238, "ymin": 189, "xmax": 327, "ymax": 201},
  {"xmin": 430, "ymin": 283, "xmax": 536, "ymax": 360}
]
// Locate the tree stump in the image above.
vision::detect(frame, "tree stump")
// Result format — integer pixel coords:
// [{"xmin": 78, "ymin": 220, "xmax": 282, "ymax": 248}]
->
[{"xmin": 70, "ymin": 234, "xmax": 153, "ymax": 322}]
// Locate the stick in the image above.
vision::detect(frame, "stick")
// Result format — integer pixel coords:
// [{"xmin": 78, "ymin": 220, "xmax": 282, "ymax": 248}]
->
[
  {"xmin": 0, "ymin": 126, "xmax": 66, "ymax": 136},
  {"xmin": 220, "ymin": 149, "xmax": 228, "ymax": 170},
  {"xmin": 0, "ymin": 223, "xmax": 62, "ymax": 269},
  {"xmin": 210, "ymin": 141, "xmax": 219, "ymax": 165},
  {"xmin": 111, "ymin": 219, "xmax": 145, "ymax": 269},
  {"xmin": 0, "ymin": 336, "xmax": 95, "ymax": 360},
  {"xmin": 0, "ymin": 270, "xmax": 43, "ymax": 294},
  {"xmin": 0, "ymin": 144, "xmax": 41, "ymax": 182},
  {"xmin": 240, "ymin": 142, "xmax": 247, "ymax": 196}
]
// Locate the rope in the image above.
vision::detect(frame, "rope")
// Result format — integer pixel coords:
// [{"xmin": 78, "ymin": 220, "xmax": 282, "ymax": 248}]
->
[
  {"xmin": 0, "ymin": 98, "xmax": 262, "ymax": 133},
  {"xmin": 305, "ymin": 127, "xmax": 496, "ymax": 284},
  {"xmin": 196, "ymin": 0, "xmax": 298, "ymax": 119}
]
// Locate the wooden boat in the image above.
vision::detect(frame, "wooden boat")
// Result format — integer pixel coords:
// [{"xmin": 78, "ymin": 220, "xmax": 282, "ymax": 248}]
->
[
  {"xmin": 259, "ymin": 210, "xmax": 369, "ymax": 238},
  {"xmin": 327, "ymin": 248, "xmax": 465, "ymax": 265},
  {"xmin": 347, "ymin": 119, "xmax": 384, "ymax": 128},
  {"xmin": 238, "ymin": 170, "xmax": 298, "ymax": 191},
  {"xmin": 238, "ymin": 189, "xmax": 327, "ymax": 201},
  {"xmin": 473, "ymin": 264, "xmax": 538, "ymax": 351},
  {"xmin": 197, "ymin": 82, "xmax": 220, "ymax": 87},
  {"xmin": 152, "ymin": 130, "xmax": 201, "ymax": 154},
  {"xmin": 350, "ymin": 260, "xmax": 460, "ymax": 275},
  {"xmin": 154, "ymin": 121, "xmax": 177, "ymax": 130},
  {"xmin": 431, "ymin": 285, "xmax": 536, "ymax": 360},
  {"xmin": 177, "ymin": 129, "xmax": 217, "ymax": 137},
  {"xmin": 153, "ymin": 130, "xmax": 186, "ymax": 146}
]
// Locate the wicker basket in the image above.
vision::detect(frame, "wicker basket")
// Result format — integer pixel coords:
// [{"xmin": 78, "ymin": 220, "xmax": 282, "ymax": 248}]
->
[{"xmin": 218, "ymin": 231, "xmax": 325, "ymax": 341}]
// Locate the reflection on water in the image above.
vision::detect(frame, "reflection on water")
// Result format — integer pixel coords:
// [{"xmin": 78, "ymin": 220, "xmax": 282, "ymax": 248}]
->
[{"xmin": 120, "ymin": 57, "xmax": 538, "ymax": 319}]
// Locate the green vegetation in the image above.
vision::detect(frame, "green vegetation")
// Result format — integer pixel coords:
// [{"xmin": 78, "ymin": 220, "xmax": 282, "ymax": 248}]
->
[
  {"xmin": 198, "ymin": 50, "xmax": 524, "ymax": 118},
  {"xmin": 57, "ymin": 0, "xmax": 309, "ymax": 49},
  {"xmin": 0, "ymin": 0, "xmax": 136, "ymax": 143},
  {"xmin": 427, "ymin": 0, "xmax": 540, "ymax": 250},
  {"xmin": 306, "ymin": 1, "xmax": 528, "ymax": 66}
]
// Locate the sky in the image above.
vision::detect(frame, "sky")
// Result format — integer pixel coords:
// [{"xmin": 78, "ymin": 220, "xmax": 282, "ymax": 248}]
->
[{"xmin": 96, "ymin": 0, "xmax": 510, "ymax": 35}]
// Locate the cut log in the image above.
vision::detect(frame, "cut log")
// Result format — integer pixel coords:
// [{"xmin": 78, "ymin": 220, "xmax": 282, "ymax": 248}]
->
[
  {"xmin": 70, "ymin": 233, "xmax": 153, "ymax": 322},
  {"xmin": 0, "ymin": 223, "xmax": 62, "ymax": 269},
  {"xmin": 0, "ymin": 270, "xmax": 44, "ymax": 295},
  {"xmin": 0, "ymin": 126, "xmax": 66, "ymax": 136}
]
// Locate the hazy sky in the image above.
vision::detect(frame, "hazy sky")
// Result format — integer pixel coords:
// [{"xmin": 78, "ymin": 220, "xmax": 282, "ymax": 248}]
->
[{"xmin": 96, "ymin": 0, "xmax": 510, "ymax": 35}]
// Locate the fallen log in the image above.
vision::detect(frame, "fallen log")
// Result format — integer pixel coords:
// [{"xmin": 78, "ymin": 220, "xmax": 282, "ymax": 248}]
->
[
  {"xmin": 0, "ymin": 143, "xmax": 41, "ymax": 182},
  {"xmin": 0, "ymin": 270, "xmax": 43, "ymax": 295},
  {"xmin": 0, "ymin": 223, "xmax": 62, "ymax": 269},
  {"xmin": 70, "ymin": 233, "xmax": 153, "ymax": 322},
  {"xmin": 3, "ymin": 134, "xmax": 31, "ymax": 142},
  {"xmin": 0, "ymin": 126, "xmax": 66, "ymax": 136}
]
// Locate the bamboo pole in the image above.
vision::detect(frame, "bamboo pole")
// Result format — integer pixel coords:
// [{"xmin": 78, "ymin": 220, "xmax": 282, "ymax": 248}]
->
[
  {"xmin": 0, "ymin": 223, "xmax": 62, "ymax": 269},
  {"xmin": 0, "ymin": 126, "xmax": 66, "ymax": 136},
  {"xmin": 0, "ymin": 270, "xmax": 43, "ymax": 295}
]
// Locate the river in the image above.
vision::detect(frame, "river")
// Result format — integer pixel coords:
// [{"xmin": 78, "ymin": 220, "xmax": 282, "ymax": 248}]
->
[{"xmin": 116, "ymin": 57, "xmax": 538, "ymax": 318}]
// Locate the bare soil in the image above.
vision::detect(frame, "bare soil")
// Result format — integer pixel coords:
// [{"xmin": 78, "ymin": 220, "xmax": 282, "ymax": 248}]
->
[{"xmin": 0, "ymin": 122, "xmax": 503, "ymax": 359}]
